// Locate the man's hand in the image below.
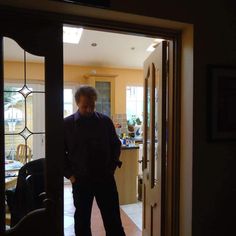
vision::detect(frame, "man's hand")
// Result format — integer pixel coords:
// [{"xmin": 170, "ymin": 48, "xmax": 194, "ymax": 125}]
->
[{"xmin": 69, "ymin": 175, "xmax": 76, "ymax": 184}]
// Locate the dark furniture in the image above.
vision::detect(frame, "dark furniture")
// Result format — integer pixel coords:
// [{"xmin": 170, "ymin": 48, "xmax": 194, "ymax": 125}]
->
[{"xmin": 5, "ymin": 158, "xmax": 46, "ymax": 227}]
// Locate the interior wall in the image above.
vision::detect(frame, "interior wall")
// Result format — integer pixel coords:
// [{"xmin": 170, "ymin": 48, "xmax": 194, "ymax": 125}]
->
[
  {"xmin": 4, "ymin": 61, "xmax": 143, "ymax": 114},
  {"xmin": 64, "ymin": 64, "xmax": 143, "ymax": 114}
]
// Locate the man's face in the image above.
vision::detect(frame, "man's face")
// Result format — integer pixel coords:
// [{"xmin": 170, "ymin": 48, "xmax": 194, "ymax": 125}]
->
[{"xmin": 77, "ymin": 95, "xmax": 95, "ymax": 116}]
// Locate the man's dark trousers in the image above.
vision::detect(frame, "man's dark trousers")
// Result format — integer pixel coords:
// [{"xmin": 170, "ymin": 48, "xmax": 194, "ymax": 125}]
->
[{"xmin": 72, "ymin": 175, "xmax": 126, "ymax": 236}]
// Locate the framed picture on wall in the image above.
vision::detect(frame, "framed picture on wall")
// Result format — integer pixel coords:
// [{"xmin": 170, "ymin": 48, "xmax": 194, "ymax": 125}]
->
[{"xmin": 207, "ymin": 65, "xmax": 236, "ymax": 141}]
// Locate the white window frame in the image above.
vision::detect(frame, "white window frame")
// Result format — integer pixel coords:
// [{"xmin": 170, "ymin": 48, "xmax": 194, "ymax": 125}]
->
[
  {"xmin": 126, "ymin": 85, "xmax": 144, "ymax": 122},
  {"xmin": 64, "ymin": 83, "xmax": 82, "ymax": 117}
]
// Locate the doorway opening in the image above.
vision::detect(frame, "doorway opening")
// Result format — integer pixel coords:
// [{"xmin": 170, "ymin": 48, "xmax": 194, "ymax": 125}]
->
[{"xmin": 62, "ymin": 25, "xmax": 176, "ymax": 236}]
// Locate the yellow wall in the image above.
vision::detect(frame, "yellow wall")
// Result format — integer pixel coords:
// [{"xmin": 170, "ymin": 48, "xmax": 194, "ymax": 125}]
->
[
  {"xmin": 4, "ymin": 61, "xmax": 45, "ymax": 82},
  {"xmin": 4, "ymin": 61, "xmax": 143, "ymax": 114}
]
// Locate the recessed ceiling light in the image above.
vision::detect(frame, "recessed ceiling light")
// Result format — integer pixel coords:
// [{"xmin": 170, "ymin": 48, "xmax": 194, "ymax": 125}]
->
[
  {"xmin": 91, "ymin": 43, "xmax": 97, "ymax": 47},
  {"xmin": 146, "ymin": 39, "xmax": 164, "ymax": 52},
  {"xmin": 63, "ymin": 26, "xmax": 83, "ymax": 44}
]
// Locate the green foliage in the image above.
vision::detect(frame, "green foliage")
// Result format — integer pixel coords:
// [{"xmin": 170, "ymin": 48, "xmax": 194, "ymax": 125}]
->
[
  {"xmin": 127, "ymin": 115, "xmax": 142, "ymax": 126},
  {"xmin": 135, "ymin": 117, "xmax": 142, "ymax": 125}
]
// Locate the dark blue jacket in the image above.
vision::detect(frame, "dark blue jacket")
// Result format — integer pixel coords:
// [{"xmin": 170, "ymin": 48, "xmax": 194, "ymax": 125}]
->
[{"xmin": 64, "ymin": 111, "xmax": 121, "ymax": 180}]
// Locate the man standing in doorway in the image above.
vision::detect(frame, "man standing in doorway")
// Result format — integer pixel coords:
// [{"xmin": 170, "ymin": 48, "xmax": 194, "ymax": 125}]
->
[{"xmin": 64, "ymin": 86, "xmax": 126, "ymax": 236}]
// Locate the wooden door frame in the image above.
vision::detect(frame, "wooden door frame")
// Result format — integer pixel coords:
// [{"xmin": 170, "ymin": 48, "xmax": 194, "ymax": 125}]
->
[
  {"xmin": 0, "ymin": 5, "xmax": 181, "ymax": 236},
  {"xmin": 62, "ymin": 14, "xmax": 181, "ymax": 236}
]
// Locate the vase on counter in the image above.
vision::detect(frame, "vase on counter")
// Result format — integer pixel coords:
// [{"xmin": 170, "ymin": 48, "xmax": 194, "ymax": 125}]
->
[{"xmin": 134, "ymin": 124, "xmax": 142, "ymax": 137}]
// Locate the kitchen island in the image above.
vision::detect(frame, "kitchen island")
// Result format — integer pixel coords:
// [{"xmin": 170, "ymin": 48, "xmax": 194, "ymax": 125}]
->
[{"xmin": 115, "ymin": 145, "xmax": 139, "ymax": 205}]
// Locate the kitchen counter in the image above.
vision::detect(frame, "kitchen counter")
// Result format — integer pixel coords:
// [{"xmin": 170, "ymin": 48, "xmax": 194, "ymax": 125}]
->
[
  {"xmin": 115, "ymin": 147, "xmax": 139, "ymax": 205},
  {"xmin": 133, "ymin": 136, "xmax": 143, "ymax": 142},
  {"xmin": 121, "ymin": 145, "xmax": 139, "ymax": 150}
]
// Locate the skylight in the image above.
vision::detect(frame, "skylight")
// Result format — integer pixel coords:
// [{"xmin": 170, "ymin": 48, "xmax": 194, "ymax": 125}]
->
[{"xmin": 63, "ymin": 26, "xmax": 83, "ymax": 44}]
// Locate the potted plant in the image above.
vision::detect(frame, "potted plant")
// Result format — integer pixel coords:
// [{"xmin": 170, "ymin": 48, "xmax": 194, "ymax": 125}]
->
[{"xmin": 127, "ymin": 115, "xmax": 142, "ymax": 138}]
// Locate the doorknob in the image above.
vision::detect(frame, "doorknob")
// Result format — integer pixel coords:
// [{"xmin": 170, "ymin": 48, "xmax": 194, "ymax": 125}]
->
[
  {"xmin": 151, "ymin": 202, "xmax": 158, "ymax": 208},
  {"xmin": 139, "ymin": 160, "xmax": 150, "ymax": 163}
]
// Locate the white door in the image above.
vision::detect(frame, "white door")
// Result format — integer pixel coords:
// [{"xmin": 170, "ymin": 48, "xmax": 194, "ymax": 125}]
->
[{"xmin": 142, "ymin": 41, "xmax": 168, "ymax": 236}]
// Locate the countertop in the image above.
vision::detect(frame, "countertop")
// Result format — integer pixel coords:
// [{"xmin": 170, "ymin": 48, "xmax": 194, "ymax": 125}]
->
[{"xmin": 121, "ymin": 145, "xmax": 139, "ymax": 150}]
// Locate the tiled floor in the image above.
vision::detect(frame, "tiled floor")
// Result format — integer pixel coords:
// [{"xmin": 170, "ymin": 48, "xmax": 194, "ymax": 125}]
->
[
  {"xmin": 64, "ymin": 184, "xmax": 142, "ymax": 236},
  {"xmin": 120, "ymin": 202, "xmax": 142, "ymax": 230}
]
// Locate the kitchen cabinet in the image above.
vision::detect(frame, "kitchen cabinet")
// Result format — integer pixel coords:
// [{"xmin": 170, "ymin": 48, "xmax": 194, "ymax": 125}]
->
[
  {"xmin": 114, "ymin": 146, "xmax": 139, "ymax": 205},
  {"xmin": 84, "ymin": 73, "xmax": 116, "ymax": 117}
]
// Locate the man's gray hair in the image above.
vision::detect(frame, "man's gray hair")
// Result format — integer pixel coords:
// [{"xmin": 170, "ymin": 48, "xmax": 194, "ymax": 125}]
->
[{"xmin": 74, "ymin": 86, "xmax": 98, "ymax": 103}]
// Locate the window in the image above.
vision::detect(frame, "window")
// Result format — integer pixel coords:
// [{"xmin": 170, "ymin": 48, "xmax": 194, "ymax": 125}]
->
[
  {"xmin": 64, "ymin": 88, "xmax": 74, "ymax": 117},
  {"xmin": 63, "ymin": 85, "xmax": 80, "ymax": 117},
  {"xmin": 126, "ymin": 86, "xmax": 144, "ymax": 121}
]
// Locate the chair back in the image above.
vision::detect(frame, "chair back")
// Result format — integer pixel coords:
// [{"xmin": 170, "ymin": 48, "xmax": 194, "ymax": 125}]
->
[
  {"xmin": 16, "ymin": 144, "xmax": 32, "ymax": 164},
  {"xmin": 6, "ymin": 158, "xmax": 45, "ymax": 227}
]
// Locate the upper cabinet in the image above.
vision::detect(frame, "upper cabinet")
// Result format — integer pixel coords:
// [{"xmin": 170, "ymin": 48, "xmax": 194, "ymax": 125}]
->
[{"xmin": 84, "ymin": 73, "xmax": 117, "ymax": 117}]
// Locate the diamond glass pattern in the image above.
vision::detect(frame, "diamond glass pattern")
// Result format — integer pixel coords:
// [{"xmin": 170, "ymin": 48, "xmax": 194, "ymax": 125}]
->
[
  {"xmin": 18, "ymin": 85, "xmax": 32, "ymax": 98},
  {"xmin": 19, "ymin": 127, "xmax": 32, "ymax": 139}
]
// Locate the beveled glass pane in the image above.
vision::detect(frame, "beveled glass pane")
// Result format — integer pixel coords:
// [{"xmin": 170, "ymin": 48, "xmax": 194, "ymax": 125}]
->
[
  {"xmin": 26, "ymin": 92, "xmax": 45, "ymax": 133},
  {"xmin": 25, "ymin": 52, "xmax": 45, "ymax": 91},
  {"xmin": 18, "ymin": 85, "xmax": 32, "ymax": 98},
  {"xmin": 146, "ymin": 74, "xmax": 151, "ymax": 171},
  {"xmin": 4, "ymin": 91, "xmax": 25, "ymax": 134},
  {"xmin": 4, "ymin": 86, "xmax": 22, "ymax": 92},
  {"xmin": 154, "ymin": 68, "xmax": 160, "ymax": 184},
  {"xmin": 27, "ymin": 134, "xmax": 46, "ymax": 160},
  {"xmin": 19, "ymin": 127, "xmax": 32, "ymax": 140},
  {"xmin": 4, "ymin": 135, "xmax": 25, "ymax": 161}
]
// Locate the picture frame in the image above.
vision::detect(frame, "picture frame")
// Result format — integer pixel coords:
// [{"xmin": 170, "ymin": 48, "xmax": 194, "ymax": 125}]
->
[{"xmin": 207, "ymin": 65, "xmax": 236, "ymax": 141}]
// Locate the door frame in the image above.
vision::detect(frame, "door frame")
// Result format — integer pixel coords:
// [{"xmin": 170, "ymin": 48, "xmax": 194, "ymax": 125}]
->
[
  {"xmin": 62, "ymin": 14, "xmax": 181, "ymax": 236},
  {"xmin": 0, "ymin": 5, "xmax": 182, "ymax": 236}
]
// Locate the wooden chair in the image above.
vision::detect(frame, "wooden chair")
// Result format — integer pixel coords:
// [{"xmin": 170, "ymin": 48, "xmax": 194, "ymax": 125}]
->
[{"xmin": 16, "ymin": 144, "xmax": 32, "ymax": 164}]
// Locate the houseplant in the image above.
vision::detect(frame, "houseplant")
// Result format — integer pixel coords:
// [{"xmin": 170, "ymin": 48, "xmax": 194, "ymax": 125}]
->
[{"xmin": 127, "ymin": 115, "xmax": 142, "ymax": 138}]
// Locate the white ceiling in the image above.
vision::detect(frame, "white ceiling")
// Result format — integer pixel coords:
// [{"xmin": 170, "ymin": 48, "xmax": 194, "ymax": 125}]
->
[{"xmin": 4, "ymin": 28, "xmax": 157, "ymax": 69}]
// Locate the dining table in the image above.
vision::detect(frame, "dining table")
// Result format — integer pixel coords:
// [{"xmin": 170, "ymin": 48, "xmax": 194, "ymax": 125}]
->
[{"xmin": 5, "ymin": 160, "xmax": 23, "ymax": 189}]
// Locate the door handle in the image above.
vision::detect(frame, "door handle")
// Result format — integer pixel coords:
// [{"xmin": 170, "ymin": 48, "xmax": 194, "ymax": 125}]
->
[
  {"xmin": 151, "ymin": 202, "xmax": 158, "ymax": 208},
  {"xmin": 139, "ymin": 159, "xmax": 150, "ymax": 163}
]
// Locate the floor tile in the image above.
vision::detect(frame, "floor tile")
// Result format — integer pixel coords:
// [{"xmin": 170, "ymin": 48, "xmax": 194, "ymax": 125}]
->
[{"xmin": 64, "ymin": 185, "xmax": 142, "ymax": 236}]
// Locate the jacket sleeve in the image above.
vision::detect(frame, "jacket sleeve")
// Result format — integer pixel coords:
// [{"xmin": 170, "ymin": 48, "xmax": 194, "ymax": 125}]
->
[{"xmin": 108, "ymin": 117, "xmax": 122, "ymax": 168}]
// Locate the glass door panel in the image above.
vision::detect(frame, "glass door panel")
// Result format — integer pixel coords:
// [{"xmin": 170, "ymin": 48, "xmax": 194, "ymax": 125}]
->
[{"xmin": 3, "ymin": 37, "xmax": 46, "ymax": 230}]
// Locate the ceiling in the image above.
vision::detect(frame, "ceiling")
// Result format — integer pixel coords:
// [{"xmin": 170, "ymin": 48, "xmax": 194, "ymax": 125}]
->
[{"xmin": 3, "ymin": 28, "xmax": 157, "ymax": 69}]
